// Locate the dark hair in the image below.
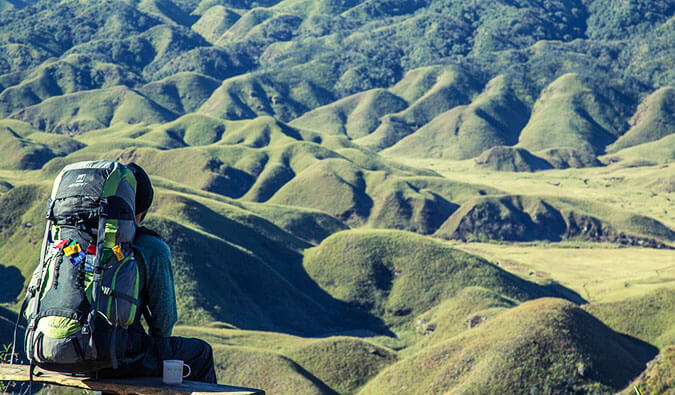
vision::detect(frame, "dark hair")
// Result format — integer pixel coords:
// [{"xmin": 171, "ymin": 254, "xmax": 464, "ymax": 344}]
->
[{"xmin": 126, "ymin": 162, "xmax": 154, "ymax": 217}]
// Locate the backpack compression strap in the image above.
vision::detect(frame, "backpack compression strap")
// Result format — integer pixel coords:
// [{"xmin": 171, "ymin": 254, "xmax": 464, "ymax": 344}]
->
[{"xmin": 83, "ymin": 198, "xmax": 109, "ymax": 361}]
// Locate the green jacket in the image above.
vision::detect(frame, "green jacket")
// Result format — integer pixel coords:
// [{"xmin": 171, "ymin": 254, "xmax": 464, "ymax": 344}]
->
[{"xmin": 134, "ymin": 229, "xmax": 178, "ymax": 338}]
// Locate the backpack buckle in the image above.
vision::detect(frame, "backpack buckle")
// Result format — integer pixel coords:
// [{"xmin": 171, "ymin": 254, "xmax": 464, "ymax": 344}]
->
[{"xmin": 28, "ymin": 318, "xmax": 37, "ymax": 331}]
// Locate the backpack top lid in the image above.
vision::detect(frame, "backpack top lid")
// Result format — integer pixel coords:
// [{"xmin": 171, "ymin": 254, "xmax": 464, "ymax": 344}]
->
[{"xmin": 49, "ymin": 160, "xmax": 137, "ymax": 242}]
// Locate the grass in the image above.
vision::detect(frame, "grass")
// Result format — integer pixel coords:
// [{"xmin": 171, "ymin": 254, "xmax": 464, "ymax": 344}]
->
[
  {"xmin": 289, "ymin": 88, "xmax": 408, "ymax": 139},
  {"xmin": 608, "ymin": 86, "xmax": 674, "ymax": 153},
  {"xmin": 355, "ymin": 65, "xmax": 480, "ymax": 151},
  {"xmin": 383, "ymin": 75, "xmax": 527, "ymax": 160},
  {"xmin": 191, "ymin": 6, "xmax": 241, "ymax": 43},
  {"xmin": 516, "ymin": 73, "xmax": 625, "ymax": 156},
  {"xmin": 584, "ymin": 288, "xmax": 675, "ymax": 349},
  {"xmin": 138, "ymin": 72, "xmax": 221, "ymax": 114},
  {"xmin": 174, "ymin": 325, "xmax": 397, "ymax": 394},
  {"xmin": 361, "ymin": 298, "xmax": 656, "ymax": 394},
  {"xmin": 391, "ymin": 157, "xmax": 675, "ymax": 230},
  {"xmin": 619, "ymin": 346, "xmax": 674, "ymax": 395},
  {"xmin": 454, "ymin": 243, "xmax": 675, "ymax": 304},
  {"xmin": 9, "ymin": 85, "xmax": 177, "ymax": 134},
  {"xmin": 303, "ymin": 229, "xmax": 554, "ymax": 327}
]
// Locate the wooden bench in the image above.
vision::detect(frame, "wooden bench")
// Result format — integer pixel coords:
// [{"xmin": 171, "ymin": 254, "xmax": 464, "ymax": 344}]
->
[{"xmin": 0, "ymin": 364, "xmax": 264, "ymax": 394}]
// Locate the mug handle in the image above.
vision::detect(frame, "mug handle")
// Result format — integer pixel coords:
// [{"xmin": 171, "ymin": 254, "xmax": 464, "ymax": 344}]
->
[{"xmin": 183, "ymin": 363, "xmax": 192, "ymax": 378}]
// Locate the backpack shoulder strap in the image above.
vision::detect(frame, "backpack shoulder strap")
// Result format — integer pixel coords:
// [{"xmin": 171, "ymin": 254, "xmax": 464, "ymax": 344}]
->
[{"xmin": 132, "ymin": 226, "xmax": 163, "ymax": 335}]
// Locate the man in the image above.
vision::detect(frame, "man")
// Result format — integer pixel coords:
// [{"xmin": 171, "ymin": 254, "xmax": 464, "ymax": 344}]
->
[{"xmin": 98, "ymin": 163, "xmax": 217, "ymax": 383}]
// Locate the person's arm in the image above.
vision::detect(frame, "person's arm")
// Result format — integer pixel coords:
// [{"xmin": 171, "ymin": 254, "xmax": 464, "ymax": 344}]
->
[{"xmin": 139, "ymin": 236, "xmax": 178, "ymax": 337}]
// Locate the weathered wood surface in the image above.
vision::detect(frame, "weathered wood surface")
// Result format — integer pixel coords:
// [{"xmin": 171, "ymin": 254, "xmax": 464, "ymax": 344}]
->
[{"xmin": 0, "ymin": 364, "xmax": 264, "ymax": 395}]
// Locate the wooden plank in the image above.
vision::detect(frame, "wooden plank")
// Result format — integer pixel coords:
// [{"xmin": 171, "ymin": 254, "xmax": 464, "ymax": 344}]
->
[{"xmin": 0, "ymin": 364, "xmax": 264, "ymax": 395}]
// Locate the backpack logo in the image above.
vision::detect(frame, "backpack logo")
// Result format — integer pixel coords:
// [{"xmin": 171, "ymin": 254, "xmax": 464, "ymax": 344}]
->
[{"xmin": 68, "ymin": 174, "xmax": 88, "ymax": 188}]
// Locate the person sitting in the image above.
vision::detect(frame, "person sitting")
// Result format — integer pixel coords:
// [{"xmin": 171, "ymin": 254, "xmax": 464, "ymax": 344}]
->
[{"xmin": 98, "ymin": 162, "xmax": 217, "ymax": 383}]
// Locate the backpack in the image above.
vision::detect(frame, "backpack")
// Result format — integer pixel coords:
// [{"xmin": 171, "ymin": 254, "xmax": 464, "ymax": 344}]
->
[{"xmin": 18, "ymin": 160, "xmax": 142, "ymax": 375}]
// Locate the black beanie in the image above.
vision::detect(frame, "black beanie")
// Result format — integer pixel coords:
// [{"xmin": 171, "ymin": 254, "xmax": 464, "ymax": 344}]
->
[{"xmin": 127, "ymin": 162, "xmax": 154, "ymax": 214}]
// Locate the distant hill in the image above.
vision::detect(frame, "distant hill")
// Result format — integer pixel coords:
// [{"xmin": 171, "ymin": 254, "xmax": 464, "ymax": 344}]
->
[
  {"xmin": 608, "ymin": 87, "xmax": 675, "ymax": 153},
  {"xmin": 0, "ymin": 0, "xmax": 672, "ymax": 166},
  {"xmin": 435, "ymin": 195, "xmax": 674, "ymax": 247}
]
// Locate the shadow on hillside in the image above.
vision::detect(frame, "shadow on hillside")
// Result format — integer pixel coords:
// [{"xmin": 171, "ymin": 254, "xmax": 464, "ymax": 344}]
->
[
  {"xmin": 147, "ymin": 206, "xmax": 395, "ymax": 338},
  {"xmin": 620, "ymin": 333, "xmax": 659, "ymax": 368},
  {"xmin": 0, "ymin": 306, "xmax": 26, "ymax": 362},
  {"xmin": 0, "ymin": 265, "xmax": 24, "ymax": 303},
  {"xmin": 542, "ymin": 282, "xmax": 587, "ymax": 305}
]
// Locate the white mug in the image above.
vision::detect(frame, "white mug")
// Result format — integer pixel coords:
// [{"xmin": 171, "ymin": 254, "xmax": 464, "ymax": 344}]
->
[{"xmin": 163, "ymin": 359, "xmax": 192, "ymax": 385}]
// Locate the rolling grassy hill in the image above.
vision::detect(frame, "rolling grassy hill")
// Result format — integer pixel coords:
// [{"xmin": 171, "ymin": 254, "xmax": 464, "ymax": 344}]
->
[
  {"xmin": 360, "ymin": 298, "xmax": 658, "ymax": 394},
  {"xmin": 0, "ymin": 0, "xmax": 673, "ymax": 393}
]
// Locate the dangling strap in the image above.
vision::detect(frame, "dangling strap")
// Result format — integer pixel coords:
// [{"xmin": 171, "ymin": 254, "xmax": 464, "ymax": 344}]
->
[
  {"xmin": 10, "ymin": 292, "xmax": 30, "ymax": 365},
  {"xmin": 29, "ymin": 362, "xmax": 36, "ymax": 394},
  {"xmin": 24, "ymin": 218, "xmax": 53, "ymax": 366},
  {"xmin": 110, "ymin": 324, "xmax": 118, "ymax": 369}
]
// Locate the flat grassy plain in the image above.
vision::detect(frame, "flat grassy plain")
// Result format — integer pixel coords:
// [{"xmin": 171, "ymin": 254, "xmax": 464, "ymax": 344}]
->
[{"xmin": 454, "ymin": 243, "xmax": 674, "ymax": 304}]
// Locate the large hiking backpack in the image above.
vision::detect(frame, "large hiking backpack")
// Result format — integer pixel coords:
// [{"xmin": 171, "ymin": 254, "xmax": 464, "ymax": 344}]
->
[{"xmin": 19, "ymin": 160, "xmax": 142, "ymax": 374}]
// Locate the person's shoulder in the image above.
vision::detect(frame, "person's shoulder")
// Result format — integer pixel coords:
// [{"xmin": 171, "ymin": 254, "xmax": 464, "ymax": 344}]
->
[{"xmin": 134, "ymin": 227, "xmax": 171, "ymax": 259}]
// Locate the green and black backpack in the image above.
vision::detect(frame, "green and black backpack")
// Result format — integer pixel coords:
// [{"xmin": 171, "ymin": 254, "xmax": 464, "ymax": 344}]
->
[{"xmin": 16, "ymin": 160, "xmax": 143, "ymax": 375}]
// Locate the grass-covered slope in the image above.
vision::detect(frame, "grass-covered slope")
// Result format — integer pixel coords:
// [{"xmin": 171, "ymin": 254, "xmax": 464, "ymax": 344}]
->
[
  {"xmin": 361, "ymin": 298, "xmax": 658, "ymax": 394},
  {"xmin": 473, "ymin": 146, "xmax": 553, "ymax": 172},
  {"xmin": 289, "ymin": 88, "xmax": 408, "ymax": 139},
  {"xmin": 584, "ymin": 288, "xmax": 675, "ymax": 349},
  {"xmin": 303, "ymin": 229, "xmax": 558, "ymax": 327},
  {"xmin": 10, "ymin": 85, "xmax": 177, "ymax": 134},
  {"xmin": 175, "ymin": 325, "xmax": 397, "ymax": 394},
  {"xmin": 607, "ymin": 86, "xmax": 675, "ymax": 153},
  {"xmin": 619, "ymin": 346, "xmax": 674, "ymax": 395},
  {"xmin": 435, "ymin": 195, "xmax": 674, "ymax": 247},
  {"xmin": 603, "ymin": 133, "xmax": 675, "ymax": 166},
  {"xmin": 383, "ymin": 75, "xmax": 527, "ymax": 160},
  {"xmin": 517, "ymin": 73, "xmax": 627, "ymax": 157}
]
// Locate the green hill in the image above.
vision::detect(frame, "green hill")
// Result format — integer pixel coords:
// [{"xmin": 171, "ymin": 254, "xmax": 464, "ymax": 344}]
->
[
  {"xmin": 9, "ymin": 85, "xmax": 177, "ymax": 134},
  {"xmin": 290, "ymin": 88, "xmax": 408, "ymax": 139},
  {"xmin": 603, "ymin": 134, "xmax": 675, "ymax": 166},
  {"xmin": 0, "ymin": 119, "xmax": 84, "ymax": 169},
  {"xmin": 584, "ymin": 288, "xmax": 675, "ymax": 349},
  {"xmin": 355, "ymin": 66, "xmax": 480, "ymax": 151},
  {"xmin": 517, "ymin": 73, "xmax": 627, "ymax": 158},
  {"xmin": 608, "ymin": 86, "xmax": 675, "ymax": 153},
  {"xmin": 192, "ymin": 6, "xmax": 240, "ymax": 43},
  {"xmin": 384, "ymin": 75, "xmax": 528, "ymax": 160},
  {"xmin": 303, "ymin": 229, "xmax": 557, "ymax": 327},
  {"xmin": 138, "ymin": 72, "xmax": 221, "ymax": 114},
  {"xmin": 175, "ymin": 325, "xmax": 397, "ymax": 394},
  {"xmin": 361, "ymin": 298, "xmax": 658, "ymax": 394},
  {"xmin": 473, "ymin": 146, "xmax": 553, "ymax": 172},
  {"xmin": 435, "ymin": 195, "xmax": 674, "ymax": 247}
]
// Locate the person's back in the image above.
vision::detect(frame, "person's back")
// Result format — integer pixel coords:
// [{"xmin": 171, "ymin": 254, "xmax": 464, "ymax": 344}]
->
[{"xmin": 97, "ymin": 163, "xmax": 216, "ymax": 383}]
